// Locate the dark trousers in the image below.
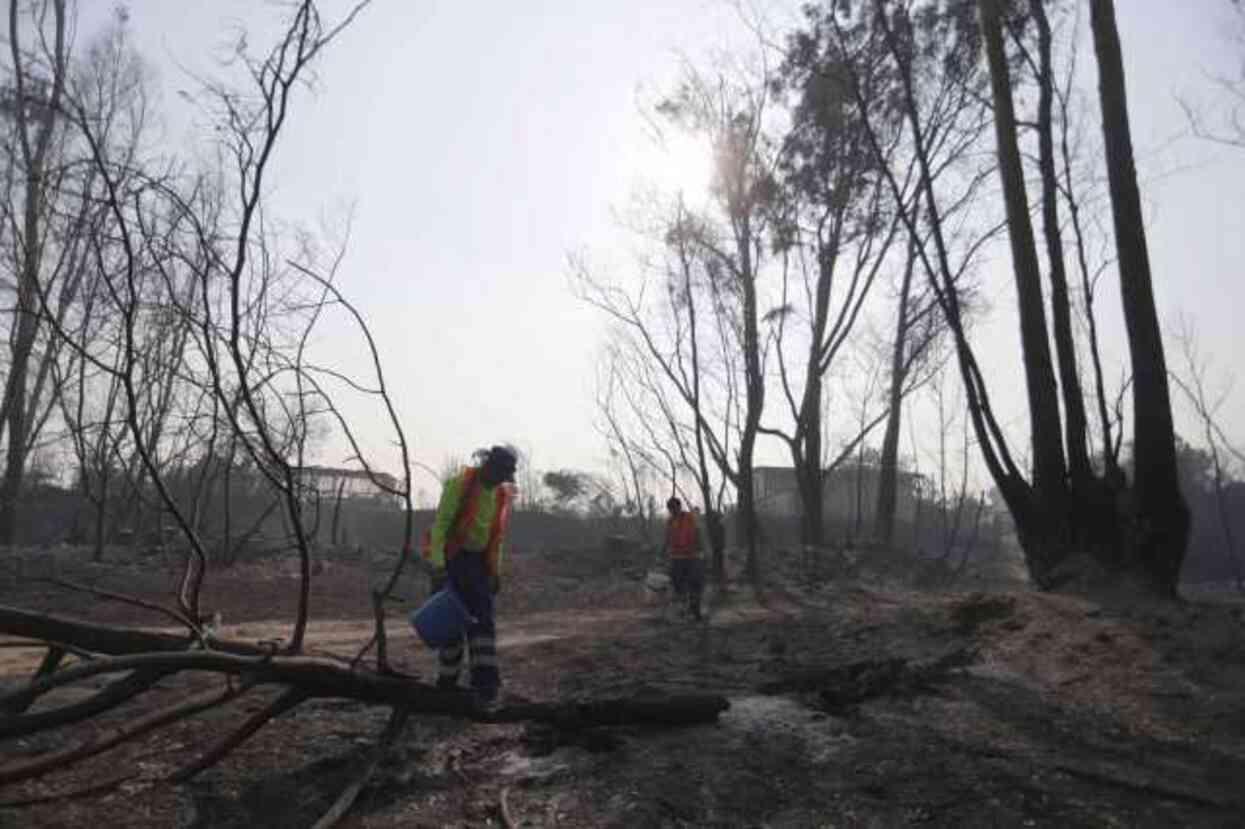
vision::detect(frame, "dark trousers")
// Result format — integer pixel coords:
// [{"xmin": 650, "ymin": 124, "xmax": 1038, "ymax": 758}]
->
[
  {"xmin": 434, "ymin": 550, "xmax": 499, "ymax": 694},
  {"xmin": 669, "ymin": 557, "xmax": 704, "ymax": 618}
]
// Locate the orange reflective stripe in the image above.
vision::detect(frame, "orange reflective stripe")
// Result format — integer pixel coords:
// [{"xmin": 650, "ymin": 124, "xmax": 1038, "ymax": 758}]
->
[
  {"xmin": 485, "ymin": 485, "xmax": 510, "ymax": 577},
  {"xmin": 487, "ymin": 486, "xmax": 508, "ymax": 554}
]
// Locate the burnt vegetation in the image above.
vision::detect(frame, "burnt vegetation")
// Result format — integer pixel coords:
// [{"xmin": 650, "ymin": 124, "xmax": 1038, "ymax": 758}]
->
[{"xmin": 2, "ymin": 0, "xmax": 1244, "ymax": 826}]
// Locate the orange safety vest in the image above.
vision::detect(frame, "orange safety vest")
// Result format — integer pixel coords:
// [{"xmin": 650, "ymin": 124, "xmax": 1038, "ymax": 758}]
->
[
  {"xmin": 420, "ymin": 467, "xmax": 512, "ymax": 576},
  {"xmin": 667, "ymin": 512, "xmax": 699, "ymax": 559}
]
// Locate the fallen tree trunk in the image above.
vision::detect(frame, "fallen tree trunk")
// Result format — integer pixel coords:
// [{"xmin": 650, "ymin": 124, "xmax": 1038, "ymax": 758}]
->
[
  {"xmin": 0, "ymin": 646, "xmax": 728, "ymax": 725},
  {"xmin": 0, "ymin": 603, "xmax": 730, "ymax": 799},
  {"xmin": 0, "ymin": 604, "xmax": 265, "ymax": 657}
]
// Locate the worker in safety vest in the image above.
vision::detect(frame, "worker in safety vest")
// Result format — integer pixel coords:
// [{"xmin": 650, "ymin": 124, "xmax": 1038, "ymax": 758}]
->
[
  {"xmin": 662, "ymin": 496, "xmax": 704, "ymax": 621},
  {"xmin": 422, "ymin": 445, "xmax": 516, "ymax": 702}
]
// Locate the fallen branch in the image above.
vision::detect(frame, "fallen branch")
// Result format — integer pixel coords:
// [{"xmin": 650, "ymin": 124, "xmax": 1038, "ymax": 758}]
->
[
  {"xmin": 0, "ymin": 604, "xmax": 265, "ymax": 658},
  {"xmin": 44, "ymin": 576, "xmax": 195, "ymax": 630},
  {"xmin": 1, "ymin": 645, "xmax": 66, "ymax": 715},
  {"xmin": 0, "ymin": 772, "xmax": 137, "ymax": 809},
  {"xmin": 310, "ymin": 706, "xmax": 411, "ymax": 829},
  {"xmin": 1, "ymin": 668, "xmax": 170, "ymax": 739},
  {"xmin": 1, "ymin": 603, "xmax": 728, "ymax": 790},
  {"xmin": 0, "ymin": 680, "xmax": 251, "ymax": 786},
  {"xmin": 0, "ymin": 646, "xmax": 730, "ymax": 728},
  {"xmin": 171, "ymin": 687, "xmax": 310, "ymax": 782}
]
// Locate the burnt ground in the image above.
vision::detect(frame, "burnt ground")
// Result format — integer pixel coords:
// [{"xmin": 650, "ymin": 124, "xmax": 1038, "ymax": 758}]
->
[{"xmin": 1, "ymin": 547, "xmax": 1244, "ymax": 828}]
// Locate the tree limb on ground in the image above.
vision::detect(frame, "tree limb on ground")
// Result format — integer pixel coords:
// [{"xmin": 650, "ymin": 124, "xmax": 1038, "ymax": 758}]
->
[
  {"xmin": 0, "ymin": 604, "xmax": 266, "ymax": 657},
  {"xmin": 0, "ymin": 601, "xmax": 729, "ymax": 815}
]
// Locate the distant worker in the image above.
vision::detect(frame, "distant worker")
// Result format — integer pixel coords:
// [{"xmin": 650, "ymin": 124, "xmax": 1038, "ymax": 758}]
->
[
  {"xmin": 422, "ymin": 445, "xmax": 517, "ymax": 704},
  {"xmin": 662, "ymin": 496, "xmax": 704, "ymax": 621}
]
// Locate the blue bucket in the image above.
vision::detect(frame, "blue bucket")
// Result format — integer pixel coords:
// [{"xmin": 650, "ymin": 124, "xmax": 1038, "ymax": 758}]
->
[{"xmin": 409, "ymin": 587, "xmax": 475, "ymax": 649}]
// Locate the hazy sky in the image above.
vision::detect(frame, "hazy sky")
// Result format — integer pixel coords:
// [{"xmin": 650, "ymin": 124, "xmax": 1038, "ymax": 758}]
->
[{"xmin": 75, "ymin": 1, "xmax": 1245, "ymax": 498}]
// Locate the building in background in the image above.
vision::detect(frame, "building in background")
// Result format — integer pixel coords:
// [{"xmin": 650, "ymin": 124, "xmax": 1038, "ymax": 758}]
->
[{"xmin": 294, "ymin": 466, "xmax": 402, "ymax": 507}]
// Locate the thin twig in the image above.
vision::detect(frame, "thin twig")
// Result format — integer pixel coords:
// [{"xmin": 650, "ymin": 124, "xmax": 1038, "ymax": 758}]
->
[{"xmin": 42, "ymin": 576, "xmax": 194, "ymax": 630}]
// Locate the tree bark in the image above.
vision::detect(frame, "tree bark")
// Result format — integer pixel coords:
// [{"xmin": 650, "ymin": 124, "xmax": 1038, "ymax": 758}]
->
[
  {"xmin": 0, "ymin": 0, "xmax": 68, "ymax": 545},
  {"xmin": 874, "ymin": 238, "xmax": 916, "ymax": 548},
  {"xmin": 683, "ymin": 225, "xmax": 727, "ymax": 585},
  {"xmin": 1089, "ymin": 0, "xmax": 1190, "ymax": 593},
  {"xmin": 739, "ymin": 220, "xmax": 764, "ymax": 585},
  {"xmin": 979, "ymin": 0, "xmax": 1067, "ymax": 507},
  {"xmin": 799, "ymin": 377, "xmax": 825, "ymax": 548},
  {"xmin": 0, "ymin": 607, "xmax": 732, "ymax": 729},
  {"xmin": 1032, "ymin": 0, "xmax": 1092, "ymax": 487},
  {"xmin": 0, "ymin": 604, "xmax": 266, "ymax": 657}
]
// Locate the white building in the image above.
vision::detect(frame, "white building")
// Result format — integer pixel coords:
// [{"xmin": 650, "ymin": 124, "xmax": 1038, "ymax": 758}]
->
[{"xmin": 294, "ymin": 466, "xmax": 402, "ymax": 506}]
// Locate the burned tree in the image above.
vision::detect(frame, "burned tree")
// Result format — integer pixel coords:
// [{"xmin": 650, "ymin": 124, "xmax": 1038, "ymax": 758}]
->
[
  {"xmin": 0, "ymin": 0, "xmax": 69, "ymax": 544},
  {"xmin": 1086, "ymin": 0, "xmax": 1189, "ymax": 590},
  {"xmin": 765, "ymin": 20, "xmax": 907, "ymax": 550},
  {"xmin": 654, "ymin": 65, "xmax": 779, "ymax": 585},
  {"xmin": 811, "ymin": 0, "xmax": 1189, "ymax": 593}
]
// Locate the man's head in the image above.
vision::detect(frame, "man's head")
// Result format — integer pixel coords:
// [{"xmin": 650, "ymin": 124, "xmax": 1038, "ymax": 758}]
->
[
  {"xmin": 666, "ymin": 496, "xmax": 683, "ymax": 516},
  {"xmin": 479, "ymin": 445, "xmax": 518, "ymax": 487}
]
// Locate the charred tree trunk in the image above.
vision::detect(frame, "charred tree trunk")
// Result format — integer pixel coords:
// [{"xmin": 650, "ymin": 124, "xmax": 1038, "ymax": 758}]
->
[
  {"xmin": 0, "ymin": 306, "xmax": 38, "ymax": 545},
  {"xmin": 222, "ymin": 439, "xmax": 235, "ymax": 566},
  {"xmin": 0, "ymin": 0, "xmax": 68, "ymax": 545},
  {"xmin": 795, "ymin": 453, "xmax": 825, "ymax": 554},
  {"xmin": 979, "ymin": 0, "xmax": 1066, "ymax": 497},
  {"xmin": 1031, "ymin": 0, "xmax": 1124, "ymax": 569},
  {"xmin": 1032, "ymin": 0, "xmax": 1092, "ymax": 488},
  {"xmin": 980, "ymin": 0, "xmax": 1070, "ymax": 579},
  {"xmin": 1089, "ymin": 0, "xmax": 1190, "ymax": 593},
  {"xmin": 874, "ymin": 239, "xmax": 917, "ymax": 549},
  {"xmin": 800, "ymin": 378, "xmax": 826, "ymax": 549},
  {"xmin": 737, "ymin": 460, "xmax": 760, "ymax": 585},
  {"xmin": 1059, "ymin": 70, "xmax": 1120, "ymax": 480},
  {"xmin": 685, "ymin": 237, "xmax": 726, "ymax": 587},
  {"xmin": 738, "ymin": 221, "xmax": 765, "ymax": 586},
  {"xmin": 92, "ymin": 471, "xmax": 110, "ymax": 562},
  {"xmin": 853, "ymin": 432, "xmax": 867, "ymax": 541}
]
